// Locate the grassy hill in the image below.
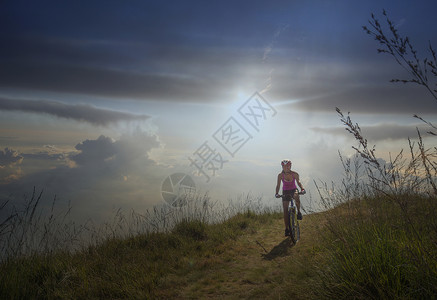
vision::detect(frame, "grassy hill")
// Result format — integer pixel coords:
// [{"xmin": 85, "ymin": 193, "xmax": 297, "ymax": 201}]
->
[{"xmin": 1, "ymin": 194, "xmax": 436, "ymax": 299}]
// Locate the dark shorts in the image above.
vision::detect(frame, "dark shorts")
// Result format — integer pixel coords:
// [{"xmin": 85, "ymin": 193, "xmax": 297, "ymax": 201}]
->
[{"xmin": 282, "ymin": 189, "xmax": 297, "ymax": 201}]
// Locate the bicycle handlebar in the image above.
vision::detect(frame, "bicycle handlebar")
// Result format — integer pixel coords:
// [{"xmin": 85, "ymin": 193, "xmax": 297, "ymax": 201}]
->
[{"xmin": 275, "ymin": 190, "xmax": 306, "ymax": 198}]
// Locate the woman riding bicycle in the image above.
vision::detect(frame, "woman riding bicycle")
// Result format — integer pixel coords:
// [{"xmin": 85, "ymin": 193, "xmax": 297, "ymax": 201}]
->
[{"xmin": 275, "ymin": 159, "xmax": 305, "ymax": 236}]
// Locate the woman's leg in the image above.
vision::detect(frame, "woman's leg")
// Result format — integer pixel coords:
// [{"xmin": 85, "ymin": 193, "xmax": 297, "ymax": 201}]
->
[
  {"xmin": 293, "ymin": 193, "xmax": 302, "ymax": 219},
  {"xmin": 294, "ymin": 193, "xmax": 301, "ymax": 213},
  {"xmin": 282, "ymin": 200, "xmax": 289, "ymax": 228}
]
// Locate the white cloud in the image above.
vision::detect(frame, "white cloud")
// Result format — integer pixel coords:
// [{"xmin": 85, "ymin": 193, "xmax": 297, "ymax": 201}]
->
[{"xmin": 0, "ymin": 130, "xmax": 163, "ymax": 223}]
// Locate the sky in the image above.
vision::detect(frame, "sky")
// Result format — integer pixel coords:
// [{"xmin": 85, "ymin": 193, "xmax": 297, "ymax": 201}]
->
[{"xmin": 1, "ymin": 0, "xmax": 437, "ymax": 223}]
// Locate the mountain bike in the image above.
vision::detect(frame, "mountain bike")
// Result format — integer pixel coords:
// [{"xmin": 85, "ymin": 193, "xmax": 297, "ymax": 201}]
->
[{"xmin": 277, "ymin": 190, "xmax": 305, "ymax": 244}]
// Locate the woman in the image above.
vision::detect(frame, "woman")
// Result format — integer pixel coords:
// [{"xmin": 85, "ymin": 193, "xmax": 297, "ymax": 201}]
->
[{"xmin": 275, "ymin": 159, "xmax": 305, "ymax": 236}]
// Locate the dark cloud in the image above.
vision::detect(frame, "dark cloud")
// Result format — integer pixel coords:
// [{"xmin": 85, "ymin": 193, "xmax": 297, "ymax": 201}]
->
[
  {"xmin": 72, "ymin": 135, "xmax": 116, "ymax": 166},
  {"xmin": 0, "ymin": 148, "xmax": 23, "ymax": 167},
  {"xmin": 0, "ymin": 136, "xmax": 19, "ymax": 142},
  {"xmin": 311, "ymin": 123, "xmax": 430, "ymax": 142},
  {"xmin": 0, "ymin": 97, "xmax": 149, "ymax": 126},
  {"xmin": 290, "ymin": 85, "xmax": 437, "ymax": 115},
  {"xmin": 3, "ymin": 37, "xmax": 435, "ymax": 115},
  {"xmin": 22, "ymin": 148, "xmax": 67, "ymax": 161},
  {"xmin": 0, "ymin": 2, "xmax": 273, "ymax": 102},
  {"xmin": 267, "ymin": 57, "xmax": 437, "ymax": 115},
  {"xmin": 1, "ymin": 0, "xmax": 437, "ymax": 112},
  {"xmin": 0, "ymin": 61, "xmax": 229, "ymax": 102},
  {"xmin": 0, "ymin": 35, "xmax": 134, "ymax": 69},
  {"xmin": 0, "ymin": 148, "xmax": 23, "ymax": 183},
  {"xmin": 0, "ymin": 39, "xmax": 267, "ymax": 102}
]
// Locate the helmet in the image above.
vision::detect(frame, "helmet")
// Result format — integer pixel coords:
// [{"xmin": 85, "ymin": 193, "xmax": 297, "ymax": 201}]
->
[{"xmin": 281, "ymin": 159, "xmax": 291, "ymax": 166}]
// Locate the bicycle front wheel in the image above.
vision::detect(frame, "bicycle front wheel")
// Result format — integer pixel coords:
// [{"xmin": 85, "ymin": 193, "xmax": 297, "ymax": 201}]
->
[
  {"xmin": 294, "ymin": 219, "xmax": 300, "ymax": 242},
  {"xmin": 290, "ymin": 210, "xmax": 301, "ymax": 243}
]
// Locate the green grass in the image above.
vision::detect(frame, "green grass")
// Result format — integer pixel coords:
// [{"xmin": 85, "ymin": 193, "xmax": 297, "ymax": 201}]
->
[
  {"xmin": 1, "ymin": 195, "xmax": 436, "ymax": 299},
  {"xmin": 0, "ymin": 210, "xmax": 277, "ymax": 299},
  {"xmin": 318, "ymin": 195, "xmax": 437, "ymax": 299}
]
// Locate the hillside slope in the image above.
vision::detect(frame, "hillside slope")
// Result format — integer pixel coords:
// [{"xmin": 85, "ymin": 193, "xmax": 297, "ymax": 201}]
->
[
  {"xmin": 0, "ymin": 210, "xmax": 327, "ymax": 299},
  {"xmin": 3, "ymin": 195, "xmax": 435, "ymax": 299},
  {"xmin": 158, "ymin": 212, "xmax": 326, "ymax": 299}
]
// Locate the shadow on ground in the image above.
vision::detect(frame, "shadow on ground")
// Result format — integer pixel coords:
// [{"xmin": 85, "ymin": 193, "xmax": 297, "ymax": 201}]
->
[{"xmin": 261, "ymin": 238, "xmax": 294, "ymax": 260}]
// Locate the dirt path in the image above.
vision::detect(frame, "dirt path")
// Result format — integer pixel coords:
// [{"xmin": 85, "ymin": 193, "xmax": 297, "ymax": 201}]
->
[{"xmin": 172, "ymin": 213, "xmax": 325, "ymax": 299}]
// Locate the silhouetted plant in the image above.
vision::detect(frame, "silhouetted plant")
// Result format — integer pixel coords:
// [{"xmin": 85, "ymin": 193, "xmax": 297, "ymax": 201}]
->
[
  {"xmin": 363, "ymin": 9, "xmax": 437, "ymax": 135},
  {"xmin": 359, "ymin": 10, "xmax": 437, "ymax": 195},
  {"xmin": 363, "ymin": 9, "xmax": 437, "ymax": 101}
]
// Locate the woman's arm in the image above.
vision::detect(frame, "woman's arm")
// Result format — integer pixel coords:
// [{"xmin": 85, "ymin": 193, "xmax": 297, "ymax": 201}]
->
[
  {"xmin": 275, "ymin": 173, "xmax": 281, "ymax": 195},
  {"xmin": 295, "ymin": 172, "xmax": 304, "ymax": 191}
]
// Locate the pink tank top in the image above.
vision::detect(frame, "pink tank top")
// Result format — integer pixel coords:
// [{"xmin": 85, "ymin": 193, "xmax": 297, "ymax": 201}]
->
[{"xmin": 282, "ymin": 172, "xmax": 297, "ymax": 191}]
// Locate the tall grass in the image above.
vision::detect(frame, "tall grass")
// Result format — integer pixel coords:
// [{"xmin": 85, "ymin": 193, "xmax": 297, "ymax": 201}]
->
[
  {"xmin": 0, "ymin": 188, "xmax": 84, "ymax": 260},
  {"xmin": 0, "ymin": 194, "xmax": 277, "ymax": 299},
  {"xmin": 0, "ymin": 189, "xmax": 276, "ymax": 262},
  {"xmin": 317, "ymin": 194, "xmax": 436, "ymax": 299},
  {"xmin": 314, "ymin": 109, "xmax": 437, "ymax": 299}
]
